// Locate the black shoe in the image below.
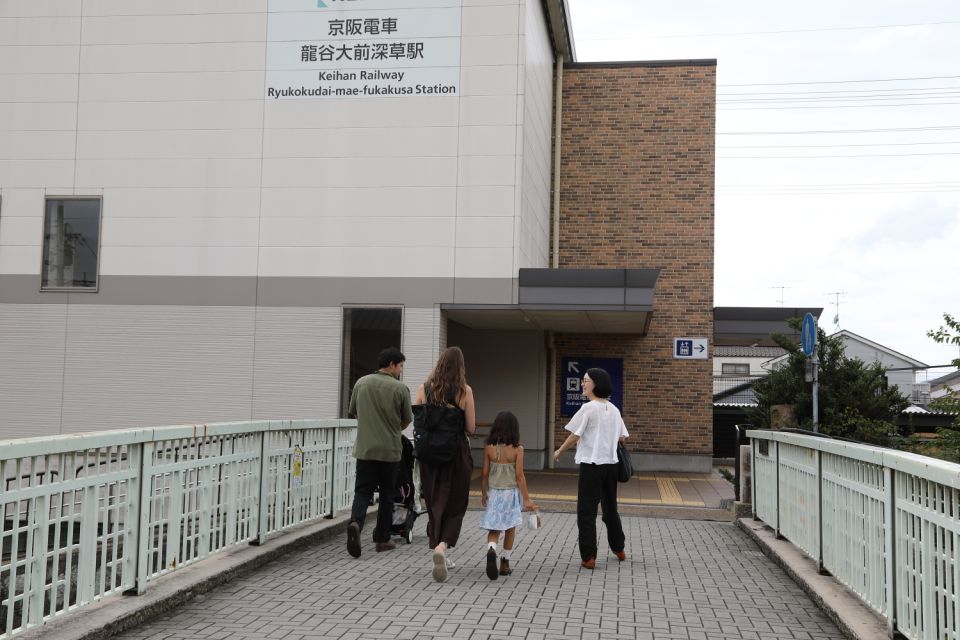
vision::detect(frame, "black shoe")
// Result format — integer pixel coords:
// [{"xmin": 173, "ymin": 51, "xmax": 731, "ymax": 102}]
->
[
  {"xmin": 375, "ymin": 541, "xmax": 397, "ymax": 553},
  {"xmin": 486, "ymin": 548, "xmax": 499, "ymax": 580},
  {"xmin": 347, "ymin": 522, "xmax": 361, "ymax": 558}
]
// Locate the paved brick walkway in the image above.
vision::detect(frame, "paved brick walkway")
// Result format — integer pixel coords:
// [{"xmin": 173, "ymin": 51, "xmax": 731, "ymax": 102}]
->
[{"xmin": 116, "ymin": 512, "xmax": 843, "ymax": 640}]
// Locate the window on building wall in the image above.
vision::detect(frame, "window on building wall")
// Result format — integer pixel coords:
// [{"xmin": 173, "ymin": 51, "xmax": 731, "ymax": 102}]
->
[
  {"xmin": 339, "ymin": 307, "xmax": 403, "ymax": 418},
  {"xmin": 721, "ymin": 363, "xmax": 750, "ymax": 376},
  {"xmin": 41, "ymin": 198, "xmax": 101, "ymax": 290}
]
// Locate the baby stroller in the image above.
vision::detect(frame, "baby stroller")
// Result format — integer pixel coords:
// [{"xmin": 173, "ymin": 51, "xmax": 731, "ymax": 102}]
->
[{"xmin": 391, "ymin": 435, "xmax": 424, "ymax": 544}]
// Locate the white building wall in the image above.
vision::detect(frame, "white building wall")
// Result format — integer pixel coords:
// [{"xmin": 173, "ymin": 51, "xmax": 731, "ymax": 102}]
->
[
  {"xmin": 0, "ymin": 0, "xmax": 537, "ymax": 281},
  {"xmin": 0, "ymin": 0, "xmax": 554, "ymax": 439},
  {"xmin": 401, "ymin": 306, "xmax": 443, "ymax": 399},
  {"xmin": 517, "ymin": 0, "xmax": 554, "ymax": 270},
  {"xmin": 839, "ymin": 336, "xmax": 919, "ymax": 398}
]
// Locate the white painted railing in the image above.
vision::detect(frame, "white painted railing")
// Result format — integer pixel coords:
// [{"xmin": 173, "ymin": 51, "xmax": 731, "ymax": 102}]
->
[
  {"xmin": 0, "ymin": 419, "xmax": 356, "ymax": 639},
  {"xmin": 749, "ymin": 430, "xmax": 960, "ymax": 640}
]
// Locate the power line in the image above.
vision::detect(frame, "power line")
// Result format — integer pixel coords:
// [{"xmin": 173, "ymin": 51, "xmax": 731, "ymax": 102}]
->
[
  {"xmin": 719, "ymin": 74, "xmax": 960, "ymax": 87},
  {"xmin": 718, "ymin": 101, "xmax": 960, "ymax": 110},
  {"xmin": 720, "ymin": 151, "xmax": 960, "ymax": 158},
  {"xmin": 719, "ymin": 141, "xmax": 960, "ymax": 149},
  {"xmin": 577, "ymin": 20, "xmax": 960, "ymax": 41},
  {"xmin": 718, "ymin": 91, "xmax": 960, "ymax": 103},
  {"xmin": 720, "ymin": 180, "xmax": 960, "ymax": 187},
  {"xmin": 717, "ymin": 125, "xmax": 960, "ymax": 135},
  {"xmin": 719, "ymin": 84, "xmax": 960, "ymax": 97}
]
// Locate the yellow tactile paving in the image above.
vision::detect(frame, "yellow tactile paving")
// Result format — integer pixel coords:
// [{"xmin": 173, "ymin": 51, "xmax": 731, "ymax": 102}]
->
[{"xmin": 469, "ymin": 481, "xmax": 706, "ymax": 507}]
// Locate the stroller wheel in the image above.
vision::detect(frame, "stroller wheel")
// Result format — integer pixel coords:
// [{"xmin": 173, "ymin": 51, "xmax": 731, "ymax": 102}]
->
[{"xmin": 406, "ymin": 529, "xmax": 414, "ymax": 544}]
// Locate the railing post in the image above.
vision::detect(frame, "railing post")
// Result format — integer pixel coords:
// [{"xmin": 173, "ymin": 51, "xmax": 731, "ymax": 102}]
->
[
  {"xmin": 125, "ymin": 441, "xmax": 155, "ymax": 595},
  {"xmin": 751, "ymin": 438, "xmax": 758, "ymax": 520},
  {"xmin": 883, "ymin": 467, "xmax": 897, "ymax": 639},
  {"xmin": 328, "ymin": 423, "xmax": 339, "ymax": 518},
  {"xmin": 254, "ymin": 430, "xmax": 270, "ymax": 545},
  {"xmin": 26, "ymin": 494, "xmax": 49, "ymax": 626},
  {"xmin": 774, "ymin": 440, "xmax": 781, "ymax": 538},
  {"xmin": 76, "ymin": 485, "xmax": 99, "ymax": 605},
  {"xmin": 816, "ymin": 449, "xmax": 824, "ymax": 574}
]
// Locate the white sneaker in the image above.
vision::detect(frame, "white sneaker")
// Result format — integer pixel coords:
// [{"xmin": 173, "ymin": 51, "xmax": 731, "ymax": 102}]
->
[
  {"xmin": 445, "ymin": 557, "xmax": 456, "ymax": 569},
  {"xmin": 432, "ymin": 549, "xmax": 448, "ymax": 582}
]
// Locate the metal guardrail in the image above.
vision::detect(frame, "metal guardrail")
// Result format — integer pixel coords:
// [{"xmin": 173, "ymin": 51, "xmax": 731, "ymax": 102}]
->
[
  {"xmin": 0, "ymin": 419, "xmax": 357, "ymax": 639},
  {"xmin": 748, "ymin": 429, "xmax": 960, "ymax": 640}
]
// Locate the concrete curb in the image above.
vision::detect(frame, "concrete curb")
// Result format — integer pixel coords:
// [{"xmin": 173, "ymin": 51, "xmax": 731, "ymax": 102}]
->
[
  {"xmin": 736, "ymin": 518, "xmax": 889, "ymax": 640},
  {"xmin": 18, "ymin": 510, "xmax": 365, "ymax": 640}
]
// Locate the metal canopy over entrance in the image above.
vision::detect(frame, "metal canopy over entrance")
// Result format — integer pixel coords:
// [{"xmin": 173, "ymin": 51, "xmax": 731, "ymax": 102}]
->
[{"xmin": 443, "ymin": 268, "xmax": 659, "ymax": 334}]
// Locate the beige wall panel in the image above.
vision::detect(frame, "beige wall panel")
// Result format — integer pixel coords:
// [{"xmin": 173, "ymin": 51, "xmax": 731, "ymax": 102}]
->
[
  {"xmin": 83, "ymin": 0, "xmax": 264, "ymax": 15},
  {"xmin": 104, "ymin": 187, "xmax": 261, "ymax": 220},
  {"xmin": 252, "ymin": 306, "xmax": 341, "ymax": 420},
  {"xmin": 262, "ymin": 127, "xmax": 458, "ymax": 159},
  {"xmin": 401, "ymin": 307, "xmax": 442, "ymax": 403},
  {"xmin": 80, "ymin": 13, "xmax": 265, "ymax": 45},
  {"xmin": 259, "ymin": 187, "xmax": 455, "ymax": 220},
  {"xmin": 0, "ymin": 17, "xmax": 79, "ymax": 45},
  {"xmin": 0, "ymin": 1, "xmax": 81, "ymax": 18},
  {"xmin": 0, "ymin": 74, "xmax": 78, "ymax": 102},
  {"xmin": 59, "ymin": 305, "xmax": 256, "ymax": 432},
  {"xmin": 0, "ymin": 304, "xmax": 67, "ymax": 439},
  {"xmin": 78, "ymin": 70, "xmax": 264, "ymax": 103},
  {"xmin": 77, "ymin": 130, "xmax": 264, "ymax": 160}
]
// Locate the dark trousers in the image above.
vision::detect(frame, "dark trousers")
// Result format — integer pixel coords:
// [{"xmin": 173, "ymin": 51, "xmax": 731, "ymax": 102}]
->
[
  {"xmin": 351, "ymin": 459, "xmax": 398, "ymax": 543},
  {"xmin": 577, "ymin": 462, "xmax": 625, "ymax": 561}
]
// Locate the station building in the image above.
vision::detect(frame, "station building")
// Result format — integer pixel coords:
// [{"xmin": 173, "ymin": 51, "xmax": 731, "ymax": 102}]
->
[{"xmin": 0, "ymin": 0, "xmax": 716, "ymax": 471}]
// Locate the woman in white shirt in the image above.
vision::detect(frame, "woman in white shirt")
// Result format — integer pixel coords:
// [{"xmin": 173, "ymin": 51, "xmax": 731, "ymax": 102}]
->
[{"xmin": 553, "ymin": 368, "xmax": 628, "ymax": 569}]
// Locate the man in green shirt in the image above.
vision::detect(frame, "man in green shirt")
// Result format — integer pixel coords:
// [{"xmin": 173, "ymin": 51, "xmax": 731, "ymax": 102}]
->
[{"xmin": 346, "ymin": 347, "xmax": 413, "ymax": 557}]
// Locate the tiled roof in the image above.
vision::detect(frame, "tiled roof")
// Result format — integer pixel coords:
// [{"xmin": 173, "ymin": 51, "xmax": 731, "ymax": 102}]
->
[{"xmin": 714, "ymin": 346, "xmax": 787, "ymax": 358}]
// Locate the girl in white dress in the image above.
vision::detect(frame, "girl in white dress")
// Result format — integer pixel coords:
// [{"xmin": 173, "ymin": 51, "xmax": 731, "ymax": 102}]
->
[{"xmin": 479, "ymin": 411, "xmax": 537, "ymax": 580}]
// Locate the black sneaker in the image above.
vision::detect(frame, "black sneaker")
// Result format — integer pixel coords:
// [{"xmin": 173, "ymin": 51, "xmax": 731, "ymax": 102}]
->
[
  {"xmin": 486, "ymin": 548, "xmax": 498, "ymax": 580},
  {"xmin": 347, "ymin": 522, "xmax": 361, "ymax": 558}
]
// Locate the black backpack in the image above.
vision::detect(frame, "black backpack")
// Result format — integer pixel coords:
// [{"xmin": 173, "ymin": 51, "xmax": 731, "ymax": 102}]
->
[{"xmin": 412, "ymin": 385, "xmax": 465, "ymax": 465}]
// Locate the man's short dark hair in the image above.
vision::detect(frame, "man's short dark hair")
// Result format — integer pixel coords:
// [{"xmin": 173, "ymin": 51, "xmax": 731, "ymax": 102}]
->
[
  {"xmin": 378, "ymin": 347, "xmax": 406, "ymax": 369},
  {"xmin": 586, "ymin": 367, "xmax": 614, "ymax": 399}
]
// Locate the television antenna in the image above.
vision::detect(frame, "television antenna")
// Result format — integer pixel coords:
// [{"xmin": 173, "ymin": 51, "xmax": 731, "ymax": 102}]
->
[
  {"xmin": 770, "ymin": 285, "xmax": 790, "ymax": 307},
  {"xmin": 825, "ymin": 290, "xmax": 847, "ymax": 329}
]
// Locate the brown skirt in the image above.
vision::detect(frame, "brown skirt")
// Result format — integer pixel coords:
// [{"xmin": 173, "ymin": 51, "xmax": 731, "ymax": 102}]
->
[{"xmin": 419, "ymin": 437, "xmax": 473, "ymax": 548}]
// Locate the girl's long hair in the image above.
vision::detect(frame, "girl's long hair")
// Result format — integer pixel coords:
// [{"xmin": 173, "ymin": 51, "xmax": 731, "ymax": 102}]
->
[
  {"xmin": 426, "ymin": 346, "xmax": 466, "ymax": 406},
  {"xmin": 486, "ymin": 411, "xmax": 520, "ymax": 447}
]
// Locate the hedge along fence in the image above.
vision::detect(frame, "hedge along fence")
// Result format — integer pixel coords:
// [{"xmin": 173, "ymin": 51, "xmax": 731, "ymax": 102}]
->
[{"xmin": 0, "ymin": 419, "xmax": 357, "ymax": 638}]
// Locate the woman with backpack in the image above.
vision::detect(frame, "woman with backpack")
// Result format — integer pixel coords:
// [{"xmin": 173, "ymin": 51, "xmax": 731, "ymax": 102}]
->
[{"xmin": 414, "ymin": 346, "xmax": 476, "ymax": 582}]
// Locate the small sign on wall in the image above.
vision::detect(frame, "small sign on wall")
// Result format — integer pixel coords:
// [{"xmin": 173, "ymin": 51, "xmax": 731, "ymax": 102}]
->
[
  {"xmin": 560, "ymin": 357, "xmax": 624, "ymax": 416},
  {"xmin": 673, "ymin": 338, "xmax": 708, "ymax": 359}
]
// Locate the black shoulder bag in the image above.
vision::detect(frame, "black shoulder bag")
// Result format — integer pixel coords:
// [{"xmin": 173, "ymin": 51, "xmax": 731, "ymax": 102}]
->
[{"xmin": 412, "ymin": 385, "xmax": 465, "ymax": 465}]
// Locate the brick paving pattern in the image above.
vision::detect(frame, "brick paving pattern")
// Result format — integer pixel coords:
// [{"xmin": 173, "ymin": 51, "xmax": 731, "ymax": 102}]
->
[{"xmin": 116, "ymin": 512, "xmax": 843, "ymax": 640}]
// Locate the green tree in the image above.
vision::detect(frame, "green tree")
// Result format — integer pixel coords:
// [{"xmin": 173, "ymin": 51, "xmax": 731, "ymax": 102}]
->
[
  {"xmin": 748, "ymin": 318, "xmax": 909, "ymax": 445},
  {"xmin": 927, "ymin": 313, "xmax": 960, "ymax": 460}
]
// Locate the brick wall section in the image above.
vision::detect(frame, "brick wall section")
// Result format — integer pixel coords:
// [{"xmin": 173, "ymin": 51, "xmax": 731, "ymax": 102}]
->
[{"xmin": 554, "ymin": 62, "xmax": 715, "ymax": 456}]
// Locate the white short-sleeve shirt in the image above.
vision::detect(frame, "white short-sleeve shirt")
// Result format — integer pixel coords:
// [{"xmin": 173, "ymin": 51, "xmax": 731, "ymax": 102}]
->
[{"xmin": 564, "ymin": 400, "xmax": 629, "ymax": 465}]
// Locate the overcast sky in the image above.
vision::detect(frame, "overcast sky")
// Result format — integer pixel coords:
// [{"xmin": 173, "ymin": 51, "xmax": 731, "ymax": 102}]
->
[{"xmin": 567, "ymin": 0, "xmax": 960, "ymax": 374}]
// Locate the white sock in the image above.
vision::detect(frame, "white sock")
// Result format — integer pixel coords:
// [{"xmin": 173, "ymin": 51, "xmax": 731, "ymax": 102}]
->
[
  {"xmin": 501, "ymin": 549, "xmax": 512, "ymax": 560},
  {"xmin": 487, "ymin": 542, "xmax": 497, "ymax": 551}
]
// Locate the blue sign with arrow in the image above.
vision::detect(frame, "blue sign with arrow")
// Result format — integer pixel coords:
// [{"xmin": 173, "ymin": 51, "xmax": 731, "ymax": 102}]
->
[
  {"xmin": 560, "ymin": 357, "xmax": 624, "ymax": 416},
  {"xmin": 801, "ymin": 313, "xmax": 817, "ymax": 357}
]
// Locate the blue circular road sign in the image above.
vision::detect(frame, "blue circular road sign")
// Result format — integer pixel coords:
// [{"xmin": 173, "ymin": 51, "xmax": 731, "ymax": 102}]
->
[{"xmin": 801, "ymin": 313, "xmax": 817, "ymax": 357}]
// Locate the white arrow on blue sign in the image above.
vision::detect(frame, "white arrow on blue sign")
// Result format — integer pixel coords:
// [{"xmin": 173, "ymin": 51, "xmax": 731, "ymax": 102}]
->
[
  {"xmin": 801, "ymin": 313, "xmax": 817, "ymax": 356},
  {"xmin": 673, "ymin": 338, "xmax": 708, "ymax": 359}
]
